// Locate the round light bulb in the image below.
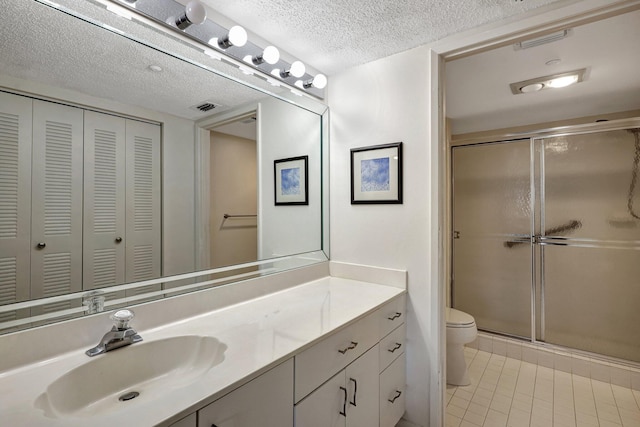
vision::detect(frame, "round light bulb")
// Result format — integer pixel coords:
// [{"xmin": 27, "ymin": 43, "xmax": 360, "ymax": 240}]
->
[
  {"xmin": 290, "ymin": 61, "xmax": 306, "ymax": 78},
  {"xmin": 185, "ymin": 1, "xmax": 206, "ymax": 25},
  {"xmin": 547, "ymin": 75, "xmax": 578, "ymax": 88},
  {"xmin": 520, "ymin": 83, "xmax": 544, "ymax": 93},
  {"xmin": 228, "ymin": 26, "xmax": 248, "ymax": 47},
  {"xmin": 312, "ymin": 74, "xmax": 327, "ymax": 89},
  {"xmin": 262, "ymin": 46, "xmax": 280, "ymax": 65}
]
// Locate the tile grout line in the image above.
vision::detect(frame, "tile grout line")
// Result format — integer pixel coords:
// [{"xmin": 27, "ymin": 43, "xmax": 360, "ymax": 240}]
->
[{"xmin": 569, "ymin": 370, "xmax": 578, "ymax": 427}]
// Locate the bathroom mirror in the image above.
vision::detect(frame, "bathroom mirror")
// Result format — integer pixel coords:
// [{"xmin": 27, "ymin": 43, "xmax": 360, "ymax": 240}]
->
[{"xmin": 0, "ymin": 0, "xmax": 328, "ymax": 333}]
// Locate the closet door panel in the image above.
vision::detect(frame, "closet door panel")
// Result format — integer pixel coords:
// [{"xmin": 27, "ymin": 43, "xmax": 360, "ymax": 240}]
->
[
  {"xmin": 125, "ymin": 120, "xmax": 161, "ymax": 294},
  {"xmin": 0, "ymin": 92, "xmax": 32, "ymax": 322},
  {"xmin": 31, "ymin": 101, "xmax": 84, "ymax": 310},
  {"xmin": 83, "ymin": 111, "xmax": 126, "ymax": 291}
]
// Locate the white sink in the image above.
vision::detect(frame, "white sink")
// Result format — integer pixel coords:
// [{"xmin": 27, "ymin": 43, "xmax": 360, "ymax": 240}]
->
[{"xmin": 35, "ymin": 335, "xmax": 227, "ymax": 418}]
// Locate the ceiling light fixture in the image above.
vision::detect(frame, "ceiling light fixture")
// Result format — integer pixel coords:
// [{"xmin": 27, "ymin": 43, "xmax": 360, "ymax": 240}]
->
[
  {"xmin": 303, "ymin": 74, "xmax": 328, "ymax": 89},
  {"xmin": 280, "ymin": 61, "xmax": 306, "ymax": 79},
  {"xmin": 174, "ymin": 0, "xmax": 206, "ymax": 30},
  {"xmin": 245, "ymin": 46, "xmax": 280, "ymax": 66},
  {"xmin": 114, "ymin": 0, "xmax": 327, "ymax": 97},
  {"xmin": 510, "ymin": 68, "xmax": 586, "ymax": 95},
  {"xmin": 107, "ymin": 3, "xmax": 134, "ymax": 19}
]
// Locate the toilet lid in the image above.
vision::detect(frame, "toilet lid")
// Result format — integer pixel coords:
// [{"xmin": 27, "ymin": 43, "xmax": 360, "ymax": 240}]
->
[{"xmin": 446, "ymin": 308, "xmax": 475, "ymax": 327}]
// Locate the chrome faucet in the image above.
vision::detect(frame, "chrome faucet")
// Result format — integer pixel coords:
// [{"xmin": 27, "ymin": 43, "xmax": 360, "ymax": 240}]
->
[{"xmin": 86, "ymin": 309, "xmax": 143, "ymax": 357}]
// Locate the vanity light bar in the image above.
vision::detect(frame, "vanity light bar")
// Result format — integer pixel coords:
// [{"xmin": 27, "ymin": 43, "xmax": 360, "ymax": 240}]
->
[{"xmin": 111, "ymin": 0, "xmax": 326, "ymax": 98}]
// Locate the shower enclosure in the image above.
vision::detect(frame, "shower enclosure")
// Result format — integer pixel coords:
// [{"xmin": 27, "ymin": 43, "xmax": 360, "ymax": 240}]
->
[{"xmin": 451, "ymin": 120, "xmax": 640, "ymax": 364}]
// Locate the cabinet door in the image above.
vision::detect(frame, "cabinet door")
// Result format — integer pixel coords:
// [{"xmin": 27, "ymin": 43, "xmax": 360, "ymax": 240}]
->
[
  {"xmin": 295, "ymin": 370, "xmax": 347, "ymax": 427},
  {"xmin": 0, "ymin": 92, "xmax": 32, "ymax": 322},
  {"xmin": 345, "ymin": 344, "xmax": 379, "ymax": 427},
  {"xmin": 31, "ymin": 100, "xmax": 84, "ymax": 311},
  {"xmin": 198, "ymin": 359, "xmax": 294, "ymax": 427},
  {"xmin": 83, "ymin": 111, "xmax": 126, "ymax": 290},
  {"xmin": 124, "ymin": 120, "xmax": 161, "ymax": 295}
]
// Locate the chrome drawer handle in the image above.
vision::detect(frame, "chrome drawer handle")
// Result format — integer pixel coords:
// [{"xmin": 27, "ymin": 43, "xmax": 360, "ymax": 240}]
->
[
  {"xmin": 338, "ymin": 341, "xmax": 358, "ymax": 354},
  {"xmin": 388, "ymin": 343, "xmax": 402, "ymax": 353},
  {"xmin": 388, "ymin": 312, "xmax": 402, "ymax": 321},
  {"xmin": 388, "ymin": 390, "xmax": 402, "ymax": 403}
]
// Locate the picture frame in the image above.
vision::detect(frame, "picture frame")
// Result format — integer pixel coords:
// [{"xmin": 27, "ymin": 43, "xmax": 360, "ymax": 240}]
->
[
  {"xmin": 274, "ymin": 155, "xmax": 309, "ymax": 205},
  {"xmin": 350, "ymin": 142, "xmax": 403, "ymax": 204}
]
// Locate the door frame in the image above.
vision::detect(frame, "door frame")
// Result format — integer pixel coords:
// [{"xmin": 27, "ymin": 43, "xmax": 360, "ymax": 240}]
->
[{"xmin": 433, "ymin": 1, "xmax": 640, "ymax": 425}]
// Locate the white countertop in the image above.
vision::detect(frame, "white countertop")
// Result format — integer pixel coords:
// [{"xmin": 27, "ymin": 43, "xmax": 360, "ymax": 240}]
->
[{"xmin": 0, "ymin": 276, "xmax": 404, "ymax": 426}]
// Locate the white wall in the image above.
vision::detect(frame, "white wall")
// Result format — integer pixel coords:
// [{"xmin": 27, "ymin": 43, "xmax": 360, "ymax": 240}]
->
[
  {"xmin": 258, "ymin": 96, "xmax": 322, "ymax": 259},
  {"xmin": 328, "ymin": 46, "xmax": 438, "ymax": 427}
]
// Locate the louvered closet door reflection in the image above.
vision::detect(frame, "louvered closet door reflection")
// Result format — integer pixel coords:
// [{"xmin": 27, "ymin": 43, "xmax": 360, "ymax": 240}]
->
[
  {"xmin": 31, "ymin": 101, "xmax": 83, "ymax": 311},
  {"xmin": 0, "ymin": 92, "xmax": 32, "ymax": 323},
  {"xmin": 125, "ymin": 120, "xmax": 161, "ymax": 298},
  {"xmin": 83, "ymin": 111, "xmax": 126, "ymax": 291}
]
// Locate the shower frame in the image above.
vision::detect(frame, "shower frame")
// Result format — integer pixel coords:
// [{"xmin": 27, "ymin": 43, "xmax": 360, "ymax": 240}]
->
[{"xmin": 450, "ymin": 116, "xmax": 640, "ymax": 364}]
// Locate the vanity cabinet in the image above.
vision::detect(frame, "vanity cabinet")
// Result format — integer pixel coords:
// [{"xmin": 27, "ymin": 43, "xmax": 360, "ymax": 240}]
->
[
  {"xmin": 197, "ymin": 358, "xmax": 294, "ymax": 427},
  {"xmin": 294, "ymin": 294, "xmax": 406, "ymax": 427}
]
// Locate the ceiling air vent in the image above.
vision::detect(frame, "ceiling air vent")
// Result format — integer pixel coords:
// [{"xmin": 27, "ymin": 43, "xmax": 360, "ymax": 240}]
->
[
  {"xmin": 514, "ymin": 29, "xmax": 571, "ymax": 50},
  {"xmin": 189, "ymin": 101, "xmax": 222, "ymax": 113}
]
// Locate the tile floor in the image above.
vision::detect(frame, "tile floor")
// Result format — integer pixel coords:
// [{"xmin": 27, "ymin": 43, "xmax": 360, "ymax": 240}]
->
[{"xmin": 446, "ymin": 348, "xmax": 640, "ymax": 427}]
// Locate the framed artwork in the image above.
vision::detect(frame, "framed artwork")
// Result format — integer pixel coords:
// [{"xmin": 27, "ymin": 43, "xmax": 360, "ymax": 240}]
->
[
  {"xmin": 350, "ymin": 142, "xmax": 403, "ymax": 204},
  {"xmin": 274, "ymin": 155, "xmax": 308, "ymax": 205}
]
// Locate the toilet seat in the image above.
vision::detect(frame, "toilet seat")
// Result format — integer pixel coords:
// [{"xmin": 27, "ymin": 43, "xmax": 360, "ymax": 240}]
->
[{"xmin": 446, "ymin": 308, "xmax": 475, "ymax": 328}]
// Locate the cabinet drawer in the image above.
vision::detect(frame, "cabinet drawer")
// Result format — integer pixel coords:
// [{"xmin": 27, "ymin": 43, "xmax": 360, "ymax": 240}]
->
[
  {"xmin": 379, "ymin": 295, "xmax": 406, "ymax": 339},
  {"xmin": 380, "ymin": 354, "xmax": 406, "ymax": 427},
  {"xmin": 295, "ymin": 310, "xmax": 378, "ymax": 403},
  {"xmin": 379, "ymin": 323, "xmax": 406, "ymax": 373}
]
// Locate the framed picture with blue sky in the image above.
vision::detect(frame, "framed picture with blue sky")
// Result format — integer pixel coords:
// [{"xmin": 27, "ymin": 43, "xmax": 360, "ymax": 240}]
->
[
  {"xmin": 350, "ymin": 142, "xmax": 403, "ymax": 204},
  {"xmin": 274, "ymin": 155, "xmax": 308, "ymax": 205}
]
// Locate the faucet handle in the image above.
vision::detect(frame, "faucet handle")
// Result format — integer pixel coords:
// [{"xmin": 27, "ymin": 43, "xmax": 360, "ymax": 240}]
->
[{"xmin": 111, "ymin": 309, "xmax": 135, "ymax": 330}]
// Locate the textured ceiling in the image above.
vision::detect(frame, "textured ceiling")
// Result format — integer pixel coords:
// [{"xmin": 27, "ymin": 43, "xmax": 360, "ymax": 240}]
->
[
  {"xmin": 0, "ymin": 1, "xmax": 289, "ymax": 120},
  {"xmin": 5, "ymin": 0, "xmax": 636, "ymax": 129},
  {"xmin": 193, "ymin": 0, "xmax": 565, "ymax": 75}
]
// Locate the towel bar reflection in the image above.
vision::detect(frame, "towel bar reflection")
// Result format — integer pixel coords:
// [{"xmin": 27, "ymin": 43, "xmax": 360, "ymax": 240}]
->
[{"xmin": 223, "ymin": 214, "xmax": 257, "ymax": 219}]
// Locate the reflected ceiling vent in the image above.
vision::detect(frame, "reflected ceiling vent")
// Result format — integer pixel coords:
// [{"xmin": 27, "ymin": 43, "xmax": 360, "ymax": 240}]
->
[
  {"xmin": 241, "ymin": 116, "xmax": 256, "ymax": 124},
  {"xmin": 514, "ymin": 29, "xmax": 571, "ymax": 50},
  {"xmin": 189, "ymin": 101, "xmax": 222, "ymax": 113}
]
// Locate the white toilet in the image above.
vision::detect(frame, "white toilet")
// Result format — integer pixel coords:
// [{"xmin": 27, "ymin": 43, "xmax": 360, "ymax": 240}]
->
[{"xmin": 446, "ymin": 307, "xmax": 478, "ymax": 386}]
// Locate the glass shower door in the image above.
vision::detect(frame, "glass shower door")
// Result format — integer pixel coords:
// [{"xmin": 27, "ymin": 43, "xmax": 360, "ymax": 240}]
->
[
  {"xmin": 539, "ymin": 129, "xmax": 640, "ymax": 362},
  {"xmin": 452, "ymin": 141, "xmax": 533, "ymax": 338}
]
